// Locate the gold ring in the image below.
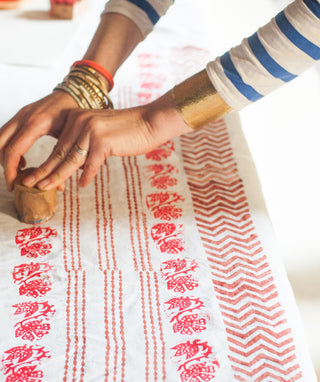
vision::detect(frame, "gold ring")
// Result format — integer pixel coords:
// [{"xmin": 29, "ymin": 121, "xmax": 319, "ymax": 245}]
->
[{"xmin": 73, "ymin": 143, "xmax": 89, "ymax": 157}]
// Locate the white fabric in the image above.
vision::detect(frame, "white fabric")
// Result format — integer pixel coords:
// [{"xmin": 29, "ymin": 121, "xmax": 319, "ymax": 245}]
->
[{"xmin": 0, "ymin": 0, "xmax": 317, "ymax": 380}]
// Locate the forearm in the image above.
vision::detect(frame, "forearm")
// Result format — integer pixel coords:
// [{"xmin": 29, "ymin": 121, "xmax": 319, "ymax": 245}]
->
[{"xmin": 83, "ymin": 13, "xmax": 143, "ymax": 81}]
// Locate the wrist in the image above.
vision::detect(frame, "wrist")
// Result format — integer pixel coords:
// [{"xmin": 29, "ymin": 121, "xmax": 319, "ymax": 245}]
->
[{"xmin": 143, "ymin": 91, "xmax": 193, "ymax": 143}]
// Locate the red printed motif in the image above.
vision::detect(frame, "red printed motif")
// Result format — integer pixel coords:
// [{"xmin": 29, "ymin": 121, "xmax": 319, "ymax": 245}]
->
[
  {"xmin": 137, "ymin": 53, "xmax": 160, "ymax": 68},
  {"xmin": 139, "ymin": 73, "xmax": 166, "ymax": 90},
  {"xmin": 165, "ymin": 297, "xmax": 208, "ymax": 335},
  {"xmin": 151, "ymin": 223, "xmax": 185, "ymax": 254},
  {"xmin": 172, "ymin": 340, "xmax": 219, "ymax": 382},
  {"xmin": 13, "ymin": 302, "xmax": 55, "ymax": 341},
  {"xmin": 144, "ymin": 164, "xmax": 178, "ymax": 189},
  {"xmin": 146, "ymin": 192, "xmax": 184, "ymax": 220},
  {"xmin": 145, "ymin": 141, "xmax": 175, "ymax": 161},
  {"xmin": 1, "ymin": 345, "xmax": 50, "ymax": 382},
  {"xmin": 12, "ymin": 263, "xmax": 54, "ymax": 298},
  {"xmin": 15, "ymin": 227, "xmax": 57, "ymax": 259},
  {"xmin": 161, "ymin": 259, "xmax": 199, "ymax": 293}
]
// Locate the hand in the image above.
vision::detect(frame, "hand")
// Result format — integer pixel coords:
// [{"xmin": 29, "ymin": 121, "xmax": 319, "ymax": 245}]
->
[
  {"xmin": 22, "ymin": 91, "xmax": 192, "ymax": 190},
  {"xmin": 0, "ymin": 90, "xmax": 78, "ymax": 191}
]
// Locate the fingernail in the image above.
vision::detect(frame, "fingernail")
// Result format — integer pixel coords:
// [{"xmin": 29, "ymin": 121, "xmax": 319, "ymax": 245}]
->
[
  {"xmin": 37, "ymin": 179, "xmax": 50, "ymax": 190},
  {"xmin": 23, "ymin": 176, "xmax": 36, "ymax": 187}
]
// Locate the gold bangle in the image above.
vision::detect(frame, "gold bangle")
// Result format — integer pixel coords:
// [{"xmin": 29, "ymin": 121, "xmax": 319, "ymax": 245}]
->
[
  {"xmin": 69, "ymin": 66, "xmax": 113, "ymax": 109},
  {"xmin": 172, "ymin": 69, "xmax": 232, "ymax": 130},
  {"xmin": 54, "ymin": 83, "xmax": 88, "ymax": 109}
]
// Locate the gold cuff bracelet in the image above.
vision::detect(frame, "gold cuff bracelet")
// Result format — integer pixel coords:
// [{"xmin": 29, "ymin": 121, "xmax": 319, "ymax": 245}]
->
[{"xmin": 172, "ymin": 69, "xmax": 232, "ymax": 130}]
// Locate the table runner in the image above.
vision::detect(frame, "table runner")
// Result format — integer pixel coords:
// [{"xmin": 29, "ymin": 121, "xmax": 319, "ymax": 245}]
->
[
  {"xmin": 0, "ymin": 0, "xmax": 316, "ymax": 380},
  {"xmin": 0, "ymin": 45, "xmax": 316, "ymax": 381}
]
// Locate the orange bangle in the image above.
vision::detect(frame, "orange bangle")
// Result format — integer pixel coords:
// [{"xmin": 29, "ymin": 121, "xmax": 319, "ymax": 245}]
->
[{"xmin": 72, "ymin": 59, "xmax": 114, "ymax": 91}]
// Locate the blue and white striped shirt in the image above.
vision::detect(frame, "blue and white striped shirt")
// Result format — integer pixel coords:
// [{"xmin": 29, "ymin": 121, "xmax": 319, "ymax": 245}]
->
[{"xmin": 104, "ymin": 0, "xmax": 320, "ymax": 110}]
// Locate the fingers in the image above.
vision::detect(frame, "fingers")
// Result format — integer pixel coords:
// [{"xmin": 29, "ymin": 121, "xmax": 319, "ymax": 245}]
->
[
  {"xmin": 2, "ymin": 115, "xmax": 52, "ymax": 191},
  {"xmin": 37, "ymin": 138, "xmax": 89, "ymax": 190},
  {"xmin": 32, "ymin": 110, "xmax": 110, "ymax": 190},
  {"xmin": 78, "ymin": 142, "xmax": 107, "ymax": 187},
  {"xmin": 23, "ymin": 112, "xmax": 87, "ymax": 189}
]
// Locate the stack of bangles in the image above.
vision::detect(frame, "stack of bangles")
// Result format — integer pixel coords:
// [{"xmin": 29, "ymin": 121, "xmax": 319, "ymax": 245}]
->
[
  {"xmin": 55, "ymin": 60, "xmax": 232, "ymax": 130},
  {"xmin": 54, "ymin": 59, "xmax": 114, "ymax": 110}
]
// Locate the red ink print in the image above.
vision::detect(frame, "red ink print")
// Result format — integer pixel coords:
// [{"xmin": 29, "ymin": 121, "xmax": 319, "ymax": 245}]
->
[
  {"xmin": 165, "ymin": 297, "xmax": 207, "ymax": 333},
  {"xmin": 15, "ymin": 227, "xmax": 57, "ymax": 258},
  {"xmin": 139, "ymin": 73, "xmax": 166, "ymax": 89},
  {"xmin": 180, "ymin": 362, "xmax": 218, "ymax": 382},
  {"xmin": 146, "ymin": 192, "xmax": 184, "ymax": 220},
  {"xmin": 13, "ymin": 302, "xmax": 55, "ymax": 319},
  {"xmin": 165, "ymin": 297, "xmax": 204, "ymax": 313},
  {"xmin": 172, "ymin": 340, "xmax": 219, "ymax": 382},
  {"xmin": 151, "ymin": 223, "xmax": 185, "ymax": 254},
  {"xmin": 161, "ymin": 259, "xmax": 199, "ymax": 293},
  {"xmin": 144, "ymin": 164, "xmax": 178, "ymax": 189},
  {"xmin": 15, "ymin": 321, "xmax": 51, "ymax": 341},
  {"xmin": 145, "ymin": 141, "xmax": 175, "ymax": 161},
  {"xmin": 13, "ymin": 302, "xmax": 55, "ymax": 341},
  {"xmin": 1, "ymin": 345, "xmax": 50, "ymax": 380},
  {"xmin": 5, "ymin": 365, "xmax": 43, "ymax": 382},
  {"xmin": 137, "ymin": 53, "xmax": 160, "ymax": 68},
  {"xmin": 173, "ymin": 315, "xmax": 207, "ymax": 335},
  {"xmin": 12, "ymin": 263, "xmax": 54, "ymax": 298},
  {"xmin": 137, "ymin": 92, "xmax": 161, "ymax": 105}
]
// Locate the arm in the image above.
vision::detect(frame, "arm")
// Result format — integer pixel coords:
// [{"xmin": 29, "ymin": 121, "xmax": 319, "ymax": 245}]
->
[
  {"xmin": 0, "ymin": 0, "xmax": 173, "ymax": 191},
  {"xmin": 19, "ymin": 0, "xmax": 320, "ymax": 190}
]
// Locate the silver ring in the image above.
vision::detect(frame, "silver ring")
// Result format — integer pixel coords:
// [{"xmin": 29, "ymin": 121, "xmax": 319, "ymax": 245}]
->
[{"xmin": 73, "ymin": 143, "xmax": 89, "ymax": 157}]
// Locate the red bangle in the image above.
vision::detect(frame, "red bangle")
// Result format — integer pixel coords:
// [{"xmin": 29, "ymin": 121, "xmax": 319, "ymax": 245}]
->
[{"xmin": 72, "ymin": 59, "xmax": 114, "ymax": 91}]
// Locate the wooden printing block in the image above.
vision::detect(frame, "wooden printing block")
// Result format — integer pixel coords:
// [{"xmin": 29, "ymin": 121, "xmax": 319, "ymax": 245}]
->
[
  {"xmin": 14, "ymin": 168, "xmax": 57, "ymax": 224},
  {"xmin": 49, "ymin": 0, "xmax": 85, "ymax": 20}
]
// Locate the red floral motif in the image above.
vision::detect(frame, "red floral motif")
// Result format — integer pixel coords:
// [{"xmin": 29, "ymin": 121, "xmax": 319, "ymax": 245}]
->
[
  {"xmin": 13, "ymin": 302, "xmax": 55, "ymax": 319},
  {"xmin": 161, "ymin": 259, "xmax": 199, "ymax": 293},
  {"xmin": 146, "ymin": 192, "xmax": 184, "ymax": 220},
  {"xmin": 172, "ymin": 340, "xmax": 219, "ymax": 382},
  {"xmin": 180, "ymin": 362, "xmax": 218, "ymax": 382},
  {"xmin": 1, "ymin": 345, "xmax": 50, "ymax": 377},
  {"xmin": 145, "ymin": 141, "xmax": 175, "ymax": 161},
  {"xmin": 173, "ymin": 315, "xmax": 207, "ymax": 335},
  {"xmin": 137, "ymin": 92, "xmax": 161, "ymax": 105},
  {"xmin": 15, "ymin": 227, "xmax": 57, "ymax": 259},
  {"xmin": 12, "ymin": 302, "xmax": 55, "ymax": 341},
  {"xmin": 15, "ymin": 321, "xmax": 50, "ymax": 341},
  {"xmin": 6, "ymin": 365, "xmax": 43, "ymax": 382},
  {"xmin": 137, "ymin": 53, "xmax": 160, "ymax": 68},
  {"xmin": 144, "ymin": 164, "xmax": 178, "ymax": 189},
  {"xmin": 151, "ymin": 223, "xmax": 185, "ymax": 254},
  {"xmin": 12, "ymin": 263, "xmax": 54, "ymax": 298},
  {"xmin": 139, "ymin": 72, "xmax": 166, "ymax": 90},
  {"xmin": 165, "ymin": 297, "xmax": 207, "ymax": 334},
  {"xmin": 165, "ymin": 297, "xmax": 204, "ymax": 313},
  {"xmin": 167, "ymin": 275, "xmax": 199, "ymax": 293}
]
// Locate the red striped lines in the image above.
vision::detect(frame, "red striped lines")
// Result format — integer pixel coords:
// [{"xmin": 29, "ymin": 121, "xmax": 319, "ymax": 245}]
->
[
  {"xmin": 118, "ymin": 77, "xmax": 167, "ymax": 380},
  {"xmin": 62, "ymin": 174, "xmax": 87, "ymax": 382},
  {"xmin": 180, "ymin": 121, "xmax": 303, "ymax": 381}
]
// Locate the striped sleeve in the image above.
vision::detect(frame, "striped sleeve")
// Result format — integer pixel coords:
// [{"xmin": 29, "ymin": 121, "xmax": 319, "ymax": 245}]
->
[
  {"xmin": 102, "ymin": 0, "xmax": 173, "ymax": 37},
  {"xmin": 207, "ymin": 0, "xmax": 320, "ymax": 110}
]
